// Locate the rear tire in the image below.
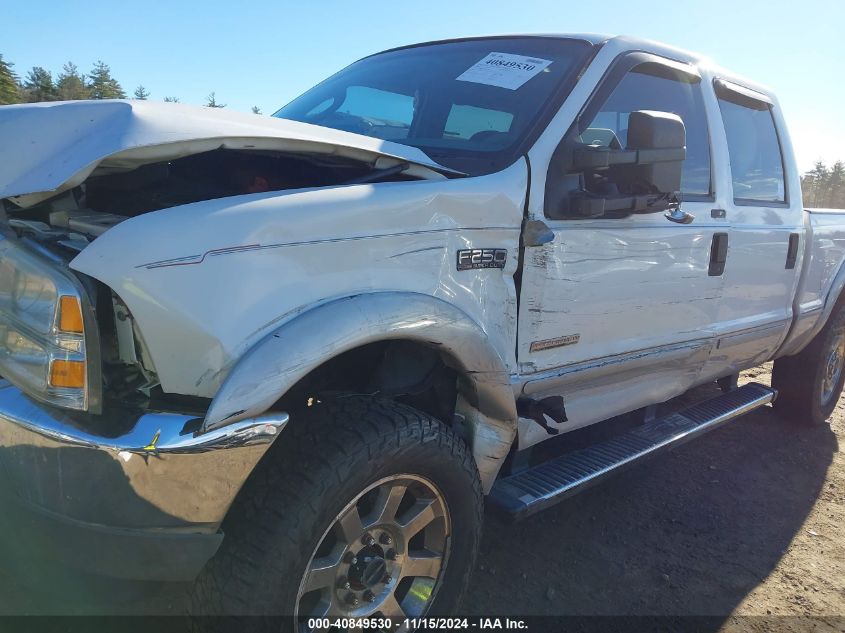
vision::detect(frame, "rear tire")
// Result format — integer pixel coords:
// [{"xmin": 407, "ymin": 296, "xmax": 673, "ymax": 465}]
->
[
  {"xmin": 190, "ymin": 396, "xmax": 482, "ymax": 631},
  {"xmin": 773, "ymin": 303, "xmax": 845, "ymax": 426}
]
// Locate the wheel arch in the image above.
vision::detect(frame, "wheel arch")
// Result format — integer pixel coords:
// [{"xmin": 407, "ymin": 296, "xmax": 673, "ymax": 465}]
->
[
  {"xmin": 203, "ymin": 292, "xmax": 518, "ymax": 492},
  {"xmin": 780, "ymin": 258, "xmax": 845, "ymax": 358}
]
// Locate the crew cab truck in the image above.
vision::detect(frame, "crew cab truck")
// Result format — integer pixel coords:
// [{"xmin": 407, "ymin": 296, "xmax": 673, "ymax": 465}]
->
[{"xmin": 0, "ymin": 34, "xmax": 843, "ymax": 626}]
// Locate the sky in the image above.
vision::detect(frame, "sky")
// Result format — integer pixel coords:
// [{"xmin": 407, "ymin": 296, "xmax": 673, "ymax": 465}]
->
[{"xmin": 3, "ymin": 0, "xmax": 843, "ymax": 172}]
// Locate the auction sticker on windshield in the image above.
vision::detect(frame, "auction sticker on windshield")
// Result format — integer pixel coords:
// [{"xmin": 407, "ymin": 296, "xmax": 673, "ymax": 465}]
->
[{"xmin": 456, "ymin": 52, "xmax": 552, "ymax": 90}]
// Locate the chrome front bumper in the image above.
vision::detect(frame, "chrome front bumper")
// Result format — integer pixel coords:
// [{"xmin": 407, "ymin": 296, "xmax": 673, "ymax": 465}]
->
[{"xmin": 0, "ymin": 379, "xmax": 288, "ymax": 580}]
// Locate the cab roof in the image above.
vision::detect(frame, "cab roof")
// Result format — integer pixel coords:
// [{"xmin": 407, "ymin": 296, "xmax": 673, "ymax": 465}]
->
[
  {"xmin": 375, "ymin": 33, "xmax": 773, "ymax": 100},
  {"xmin": 378, "ymin": 33, "xmax": 702, "ymax": 64}
]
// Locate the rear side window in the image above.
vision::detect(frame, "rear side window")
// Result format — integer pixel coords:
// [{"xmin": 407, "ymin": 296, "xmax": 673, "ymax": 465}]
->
[
  {"xmin": 717, "ymin": 87, "xmax": 786, "ymax": 204},
  {"xmin": 581, "ymin": 65, "xmax": 712, "ymax": 197}
]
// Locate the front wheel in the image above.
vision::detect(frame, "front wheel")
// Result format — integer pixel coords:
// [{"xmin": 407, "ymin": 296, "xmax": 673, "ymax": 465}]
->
[
  {"xmin": 773, "ymin": 303, "xmax": 845, "ymax": 426},
  {"xmin": 191, "ymin": 396, "xmax": 483, "ymax": 631},
  {"xmin": 297, "ymin": 473, "xmax": 452, "ymax": 619}
]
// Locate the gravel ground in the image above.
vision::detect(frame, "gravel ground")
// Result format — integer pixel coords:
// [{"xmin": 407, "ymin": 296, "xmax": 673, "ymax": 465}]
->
[{"xmin": 1, "ymin": 365, "xmax": 843, "ymax": 631}]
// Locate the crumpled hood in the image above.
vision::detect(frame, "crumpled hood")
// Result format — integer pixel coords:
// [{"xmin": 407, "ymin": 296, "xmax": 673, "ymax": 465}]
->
[{"xmin": 0, "ymin": 100, "xmax": 457, "ymax": 208}]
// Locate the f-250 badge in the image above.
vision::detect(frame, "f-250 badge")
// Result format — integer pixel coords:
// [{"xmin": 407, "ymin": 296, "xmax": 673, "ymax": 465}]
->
[{"xmin": 457, "ymin": 248, "xmax": 508, "ymax": 271}]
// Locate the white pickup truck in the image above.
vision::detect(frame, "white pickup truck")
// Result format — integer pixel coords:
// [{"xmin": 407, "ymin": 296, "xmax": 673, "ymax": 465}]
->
[{"xmin": 0, "ymin": 33, "xmax": 843, "ymax": 625}]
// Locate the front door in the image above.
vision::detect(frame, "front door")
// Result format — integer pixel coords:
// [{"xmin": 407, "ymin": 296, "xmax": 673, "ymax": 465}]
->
[{"xmin": 517, "ymin": 54, "xmax": 724, "ymax": 443}]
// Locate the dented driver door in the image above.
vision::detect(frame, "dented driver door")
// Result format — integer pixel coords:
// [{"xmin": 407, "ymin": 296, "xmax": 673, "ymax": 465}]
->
[{"xmin": 516, "ymin": 54, "xmax": 725, "ymax": 442}]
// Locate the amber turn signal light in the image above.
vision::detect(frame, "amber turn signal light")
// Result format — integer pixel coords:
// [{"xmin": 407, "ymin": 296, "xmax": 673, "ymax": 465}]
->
[
  {"xmin": 58, "ymin": 296, "xmax": 84, "ymax": 333},
  {"xmin": 50, "ymin": 359, "xmax": 85, "ymax": 388}
]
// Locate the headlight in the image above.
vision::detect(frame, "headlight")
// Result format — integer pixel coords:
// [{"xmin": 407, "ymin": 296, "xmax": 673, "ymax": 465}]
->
[{"xmin": 0, "ymin": 233, "xmax": 99, "ymax": 411}]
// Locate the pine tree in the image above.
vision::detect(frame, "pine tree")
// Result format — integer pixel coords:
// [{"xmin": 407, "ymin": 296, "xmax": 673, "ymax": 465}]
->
[
  {"xmin": 802, "ymin": 161, "xmax": 845, "ymax": 210},
  {"xmin": 0, "ymin": 54, "xmax": 21, "ymax": 105},
  {"xmin": 133, "ymin": 85, "xmax": 150, "ymax": 100},
  {"xmin": 803, "ymin": 161, "xmax": 829, "ymax": 208},
  {"xmin": 163, "ymin": 96, "xmax": 180, "ymax": 103},
  {"xmin": 827, "ymin": 162, "xmax": 845, "ymax": 209},
  {"xmin": 87, "ymin": 61, "xmax": 126, "ymax": 99},
  {"xmin": 205, "ymin": 92, "xmax": 225, "ymax": 108},
  {"xmin": 251, "ymin": 105, "xmax": 262, "ymax": 115},
  {"xmin": 23, "ymin": 66, "xmax": 57, "ymax": 102},
  {"xmin": 56, "ymin": 62, "xmax": 88, "ymax": 100}
]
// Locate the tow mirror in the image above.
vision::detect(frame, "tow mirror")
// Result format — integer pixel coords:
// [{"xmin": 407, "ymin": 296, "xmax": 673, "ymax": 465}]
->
[
  {"xmin": 571, "ymin": 110, "xmax": 685, "ymax": 176},
  {"xmin": 624, "ymin": 110, "xmax": 686, "ymax": 194},
  {"xmin": 548, "ymin": 110, "xmax": 686, "ymax": 220}
]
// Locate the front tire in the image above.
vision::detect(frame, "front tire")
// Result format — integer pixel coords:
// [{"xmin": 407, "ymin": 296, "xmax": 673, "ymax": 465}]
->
[
  {"xmin": 773, "ymin": 303, "xmax": 845, "ymax": 426},
  {"xmin": 191, "ymin": 396, "xmax": 482, "ymax": 630}
]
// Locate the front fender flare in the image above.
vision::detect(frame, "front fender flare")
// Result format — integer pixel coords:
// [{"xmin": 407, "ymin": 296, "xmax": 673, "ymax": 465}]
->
[{"xmin": 203, "ymin": 292, "xmax": 517, "ymax": 492}]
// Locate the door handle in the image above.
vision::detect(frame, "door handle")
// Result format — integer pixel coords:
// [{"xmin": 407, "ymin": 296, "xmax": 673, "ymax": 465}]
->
[
  {"xmin": 665, "ymin": 208, "xmax": 695, "ymax": 224},
  {"xmin": 709, "ymin": 232, "xmax": 729, "ymax": 276},
  {"xmin": 786, "ymin": 233, "xmax": 800, "ymax": 269}
]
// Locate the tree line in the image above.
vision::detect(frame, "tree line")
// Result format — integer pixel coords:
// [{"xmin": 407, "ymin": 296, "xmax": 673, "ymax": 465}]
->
[
  {"xmin": 802, "ymin": 161, "xmax": 845, "ymax": 209},
  {"xmin": 0, "ymin": 53, "xmax": 262, "ymax": 113}
]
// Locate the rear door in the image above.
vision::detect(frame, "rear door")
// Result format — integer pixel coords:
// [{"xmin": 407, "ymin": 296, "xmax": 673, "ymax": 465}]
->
[{"xmin": 706, "ymin": 79, "xmax": 804, "ymax": 374}]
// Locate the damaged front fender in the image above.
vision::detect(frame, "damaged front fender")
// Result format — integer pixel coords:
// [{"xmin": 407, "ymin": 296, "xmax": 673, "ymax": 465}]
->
[{"xmin": 203, "ymin": 292, "xmax": 518, "ymax": 492}]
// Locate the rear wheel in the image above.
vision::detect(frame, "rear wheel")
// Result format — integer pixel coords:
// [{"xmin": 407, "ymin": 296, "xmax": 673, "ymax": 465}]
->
[
  {"xmin": 773, "ymin": 303, "xmax": 845, "ymax": 426},
  {"xmin": 191, "ymin": 396, "xmax": 482, "ymax": 631}
]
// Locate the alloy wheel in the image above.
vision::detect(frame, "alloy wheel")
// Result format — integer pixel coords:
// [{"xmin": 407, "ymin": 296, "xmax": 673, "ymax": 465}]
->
[{"xmin": 296, "ymin": 474, "xmax": 451, "ymax": 626}]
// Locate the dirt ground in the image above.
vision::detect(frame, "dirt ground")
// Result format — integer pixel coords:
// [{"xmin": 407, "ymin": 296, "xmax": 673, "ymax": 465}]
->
[{"xmin": 1, "ymin": 365, "xmax": 843, "ymax": 631}]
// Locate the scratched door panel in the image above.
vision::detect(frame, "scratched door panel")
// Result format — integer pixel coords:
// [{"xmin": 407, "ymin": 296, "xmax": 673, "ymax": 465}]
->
[{"xmin": 518, "ymin": 207, "xmax": 722, "ymax": 375}]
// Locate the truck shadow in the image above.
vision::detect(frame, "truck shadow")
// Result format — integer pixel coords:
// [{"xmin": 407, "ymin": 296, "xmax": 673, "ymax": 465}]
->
[
  {"xmin": 0, "ymin": 443, "xmax": 197, "ymax": 618},
  {"xmin": 465, "ymin": 382, "xmax": 839, "ymax": 629},
  {"xmin": 0, "ymin": 382, "xmax": 837, "ymax": 629}
]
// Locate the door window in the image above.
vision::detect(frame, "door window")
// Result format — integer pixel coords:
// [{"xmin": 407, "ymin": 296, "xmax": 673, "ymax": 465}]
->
[
  {"xmin": 581, "ymin": 64, "xmax": 713, "ymax": 198},
  {"xmin": 716, "ymin": 88, "xmax": 786, "ymax": 204}
]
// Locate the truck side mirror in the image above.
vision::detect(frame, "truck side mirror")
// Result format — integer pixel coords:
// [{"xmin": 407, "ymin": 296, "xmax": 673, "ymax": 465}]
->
[
  {"xmin": 625, "ymin": 110, "xmax": 686, "ymax": 194},
  {"xmin": 547, "ymin": 110, "xmax": 686, "ymax": 220}
]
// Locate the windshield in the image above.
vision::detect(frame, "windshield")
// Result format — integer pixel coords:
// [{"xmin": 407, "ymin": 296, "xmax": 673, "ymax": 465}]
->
[{"xmin": 274, "ymin": 37, "xmax": 593, "ymax": 175}]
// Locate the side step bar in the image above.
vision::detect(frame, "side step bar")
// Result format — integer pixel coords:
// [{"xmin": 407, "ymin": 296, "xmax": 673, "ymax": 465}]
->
[{"xmin": 488, "ymin": 382, "xmax": 776, "ymax": 520}]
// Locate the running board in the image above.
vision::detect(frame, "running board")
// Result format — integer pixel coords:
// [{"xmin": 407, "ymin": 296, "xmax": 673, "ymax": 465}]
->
[{"xmin": 489, "ymin": 382, "xmax": 776, "ymax": 520}]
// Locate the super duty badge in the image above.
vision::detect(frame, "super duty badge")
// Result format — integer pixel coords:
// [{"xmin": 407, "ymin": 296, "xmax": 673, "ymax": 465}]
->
[{"xmin": 457, "ymin": 248, "xmax": 508, "ymax": 271}]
